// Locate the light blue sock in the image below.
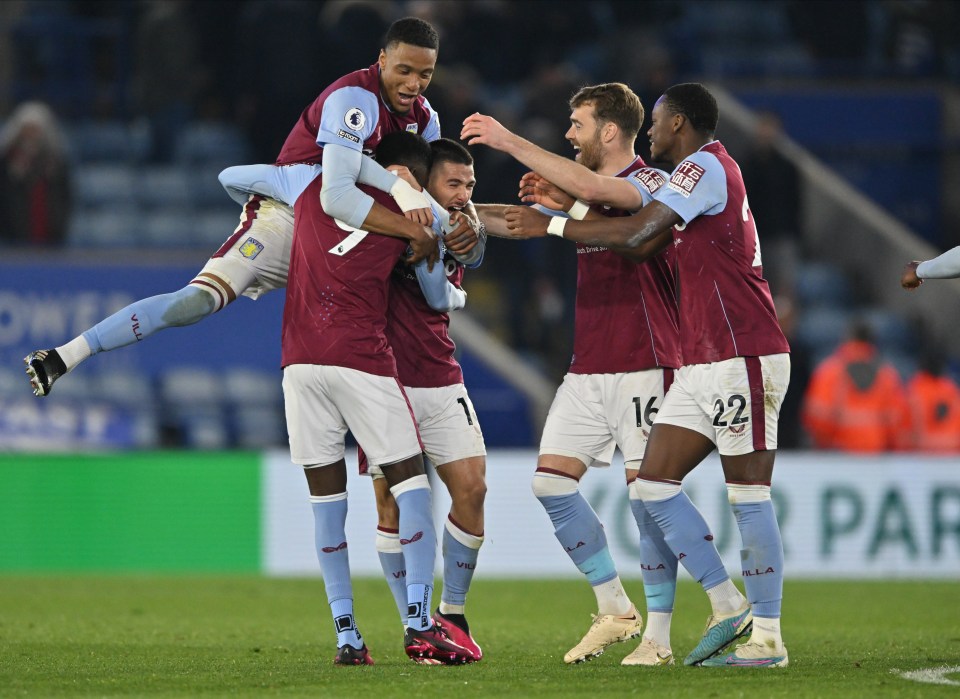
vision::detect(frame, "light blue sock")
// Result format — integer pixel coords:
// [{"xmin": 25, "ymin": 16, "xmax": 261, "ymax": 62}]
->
[
  {"xmin": 310, "ymin": 493, "xmax": 361, "ymax": 648},
  {"xmin": 441, "ymin": 516, "xmax": 483, "ymax": 608},
  {"xmin": 638, "ymin": 482, "xmax": 729, "ymax": 591},
  {"xmin": 83, "ymin": 286, "xmax": 216, "ymax": 354},
  {"xmin": 629, "ymin": 494, "xmax": 677, "ymax": 613},
  {"xmin": 392, "ymin": 476, "xmax": 437, "ymax": 631},
  {"xmin": 730, "ymin": 494, "xmax": 784, "ymax": 618},
  {"xmin": 375, "ymin": 526, "xmax": 408, "ymax": 625},
  {"xmin": 533, "ymin": 472, "xmax": 618, "ymax": 586}
]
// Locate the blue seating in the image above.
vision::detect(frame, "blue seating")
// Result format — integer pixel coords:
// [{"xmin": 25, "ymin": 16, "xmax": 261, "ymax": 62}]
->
[
  {"xmin": 142, "ymin": 210, "xmax": 199, "ymax": 247},
  {"xmin": 138, "ymin": 166, "xmax": 193, "ymax": 210},
  {"xmin": 174, "ymin": 122, "xmax": 251, "ymax": 168},
  {"xmin": 795, "ymin": 262, "xmax": 853, "ymax": 309},
  {"xmin": 69, "ymin": 207, "xmax": 142, "ymax": 248},
  {"xmin": 68, "ymin": 121, "xmax": 151, "ymax": 164},
  {"xmin": 73, "ymin": 163, "xmax": 137, "ymax": 208}
]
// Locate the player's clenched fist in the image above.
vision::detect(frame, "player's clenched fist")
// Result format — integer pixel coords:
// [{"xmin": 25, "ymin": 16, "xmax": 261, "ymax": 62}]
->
[
  {"xmin": 503, "ymin": 206, "xmax": 550, "ymax": 238},
  {"xmin": 900, "ymin": 261, "xmax": 923, "ymax": 290}
]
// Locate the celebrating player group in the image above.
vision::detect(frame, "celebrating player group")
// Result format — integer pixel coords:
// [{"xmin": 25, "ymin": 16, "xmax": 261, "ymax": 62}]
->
[{"xmin": 25, "ymin": 16, "xmax": 790, "ymax": 669}]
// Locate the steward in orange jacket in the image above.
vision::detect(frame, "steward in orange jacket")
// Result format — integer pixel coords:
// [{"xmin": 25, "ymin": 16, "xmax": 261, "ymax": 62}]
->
[
  {"xmin": 802, "ymin": 325, "xmax": 910, "ymax": 452},
  {"xmin": 906, "ymin": 353, "xmax": 960, "ymax": 452}
]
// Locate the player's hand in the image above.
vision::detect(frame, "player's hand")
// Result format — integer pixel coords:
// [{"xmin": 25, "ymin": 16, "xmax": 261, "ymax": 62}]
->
[
  {"xmin": 901, "ymin": 261, "xmax": 923, "ymax": 290},
  {"xmin": 404, "ymin": 206, "xmax": 434, "ymax": 227},
  {"xmin": 503, "ymin": 206, "xmax": 550, "ymax": 238},
  {"xmin": 519, "ymin": 171, "xmax": 575, "ymax": 211},
  {"xmin": 443, "ymin": 210, "xmax": 479, "ymax": 255},
  {"xmin": 405, "ymin": 225, "xmax": 440, "ymax": 270},
  {"xmin": 461, "ymin": 113, "xmax": 514, "ymax": 151}
]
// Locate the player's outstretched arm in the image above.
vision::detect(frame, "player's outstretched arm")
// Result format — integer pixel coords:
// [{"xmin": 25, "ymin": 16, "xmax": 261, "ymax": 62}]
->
[
  {"xmin": 461, "ymin": 113, "xmax": 643, "ymax": 211},
  {"xmin": 504, "ymin": 200, "xmax": 678, "ymax": 261},
  {"xmin": 902, "ymin": 246, "xmax": 960, "ymax": 289}
]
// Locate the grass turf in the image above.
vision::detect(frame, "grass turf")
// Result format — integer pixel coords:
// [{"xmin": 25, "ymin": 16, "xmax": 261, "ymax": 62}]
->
[{"xmin": 2, "ymin": 577, "xmax": 959, "ymax": 697}]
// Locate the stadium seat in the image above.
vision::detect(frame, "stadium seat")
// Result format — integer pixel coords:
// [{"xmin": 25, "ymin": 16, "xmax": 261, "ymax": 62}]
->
[
  {"xmin": 194, "ymin": 210, "xmax": 239, "ymax": 247},
  {"xmin": 795, "ymin": 305, "xmax": 852, "ymax": 355},
  {"xmin": 92, "ymin": 370, "xmax": 157, "ymax": 406},
  {"xmin": 68, "ymin": 207, "xmax": 142, "ymax": 248},
  {"xmin": 860, "ymin": 307, "xmax": 912, "ymax": 355},
  {"xmin": 795, "ymin": 262, "xmax": 853, "ymax": 309},
  {"xmin": 223, "ymin": 367, "xmax": 283, "ymax": 406},
  {"xmin": 73, "ymin": 163, "xmax": 137, "ymax": 208},
  {"xmin": 137, "ymin": 166, "xmax": 194, "ymax": 210},
  {"xmin": 231, "ymin": 405, "xmax": 287, "ymax": 448},
  {"xmin": 142, "ymin": 210, "xmax": 200, "ymax": 248},
  {"xmin": 159, "ymin": 367, "xmax": 229, "ymax": 449},
  {"xmin": 191, "ymin": 165, "xmax": 241, "ymax": 211},
  {"xmin": 68, "ymin": 120, "xmax": 151, "ymax": 164},
  {"xmin": 174, "ymin": 122, "xmax": 251, "ymax": 168}
]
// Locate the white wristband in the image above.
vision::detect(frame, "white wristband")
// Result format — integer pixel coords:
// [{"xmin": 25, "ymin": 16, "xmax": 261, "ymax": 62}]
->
[
  {"xmin": 546, "ymin": 217, "xmax": 567, "ymax": 237},
  {"xmin": 389, "ymin": 176, "xmax": 430, "ymax": 212},
  {"xmin": 567, "ymin": 200, "xmax": 590, "ymax": 220}
]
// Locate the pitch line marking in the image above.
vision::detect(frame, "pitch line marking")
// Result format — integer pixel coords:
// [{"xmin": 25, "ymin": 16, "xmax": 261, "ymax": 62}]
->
[{"xmin": 891, "ymin": 665, "xmax": 960, "ymax": 686}]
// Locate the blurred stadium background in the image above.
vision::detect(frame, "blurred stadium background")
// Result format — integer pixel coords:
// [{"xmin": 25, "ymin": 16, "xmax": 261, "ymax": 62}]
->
[{"xmin": 1, "ymin": 1, "xmax": 960, "ymax": 582}]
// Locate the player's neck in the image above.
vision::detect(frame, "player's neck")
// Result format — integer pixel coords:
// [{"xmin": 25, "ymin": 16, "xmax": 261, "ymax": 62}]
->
[{"xmin": 597, "ymin": 148, "xmax": 638, "ymax": 177}]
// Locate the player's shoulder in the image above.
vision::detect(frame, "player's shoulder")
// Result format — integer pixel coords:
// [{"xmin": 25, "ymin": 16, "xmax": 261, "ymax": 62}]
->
[{"xmin": 628, "ymin": 167, "xmax": 669, "ymax": 196}]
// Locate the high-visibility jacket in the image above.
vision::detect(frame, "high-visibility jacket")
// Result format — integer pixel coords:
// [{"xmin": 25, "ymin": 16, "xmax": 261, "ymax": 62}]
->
[
  {"xmin": 906, "ymin": 371, "xmax": 960, "ymax": 452},
  {"xmin": 801, "ymin": 340, "xmax": 910, "ymax": 452}
]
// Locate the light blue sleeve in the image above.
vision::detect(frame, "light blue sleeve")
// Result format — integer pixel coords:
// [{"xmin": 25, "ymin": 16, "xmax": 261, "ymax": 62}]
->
[
  {"xmin": 218, "ymin": 163, "xmax": 321, "ymax": 207},
  {"xmin": 623, "ymin": 167, "xmax": 671, "ymax": 207},
  {"xmin": 415, "ymin": 255, "xmax": 466, "ymax": 312},
  {"xmin": 420, "ymin": 96, "xmax": 441, "ymax": 142},
  {"xmin": 320, "ymin": 144, "xmax": 374, "ymax": 228},
  {"xmin": 653, "ymin": 151, "xmax": 728, "ymax": 223},
  {"xmin": 917, "ymin": 246, "xmax": 960, "ymax": 279},
  {"xmin": 317, "ymin": 86, "xmax": 381, "ymax": 152}
]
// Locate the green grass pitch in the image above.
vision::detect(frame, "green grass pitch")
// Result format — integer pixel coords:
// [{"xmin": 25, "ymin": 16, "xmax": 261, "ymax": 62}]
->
[{"xmin": 2, "ymin": 577, "xmax": 959, "ymax": 697}]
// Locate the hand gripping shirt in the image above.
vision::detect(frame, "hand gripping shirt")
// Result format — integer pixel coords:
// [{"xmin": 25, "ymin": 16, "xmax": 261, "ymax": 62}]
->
[{"xmin": 652, "ymin": 141, "xmax": 789, "ymax": 365}]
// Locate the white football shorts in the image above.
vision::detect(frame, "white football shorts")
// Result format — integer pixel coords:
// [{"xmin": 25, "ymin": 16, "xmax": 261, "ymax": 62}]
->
[
  {"xmin": 282, "ymin": 364, "xmax": 422, "ymax": 468},
  {"xmin": 654, "ymin": 353, "xmax": 790, "ymax": 456},
  {"xmin": 539, "ymin": 369, "xmax": 673, "ymax": 468},
  {"xmin": 194, "ymin": 196, "xmax": 293, "ymax": 306},
  {"xmin": 366, "ymin": 383, "xmax": 486, "ymax": 477}
]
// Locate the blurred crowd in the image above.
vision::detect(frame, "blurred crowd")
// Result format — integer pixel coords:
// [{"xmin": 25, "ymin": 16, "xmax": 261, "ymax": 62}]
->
[{"xmin": 2, "ymin": 0, "xmax": 960, "ymax": 449}]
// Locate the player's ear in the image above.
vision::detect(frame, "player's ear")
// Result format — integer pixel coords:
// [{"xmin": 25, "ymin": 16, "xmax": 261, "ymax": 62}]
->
[
  {"xmin": 602, "ymin": 121, "xmax": 618, "ymax": 144},
  {"xmin": 673, "ymin": 112, "xmax": 686, "ymax": 134},
  {"xmin": 378, "ymin": 48, "xmax": 387, "ymax": 69}
]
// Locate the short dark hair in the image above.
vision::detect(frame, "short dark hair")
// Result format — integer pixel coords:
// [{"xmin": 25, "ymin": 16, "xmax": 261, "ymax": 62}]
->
[
  {"xmin": 660, "ymin": 83, "xmax": 719, "ymax": 136},
  {"xmin": 429, "ymin": 138, "xmax": 473, "ymax": 169},
  {"xmin": 569, "ymin": 83, "xmax": 644, "ymax": 141},
  {"xmin": 384, "ymin": 17, "xmax": 439, "ymax": 51},
  {"xmin": 375, "ymin": 131, "xmax": 432, "ymax": 187}
]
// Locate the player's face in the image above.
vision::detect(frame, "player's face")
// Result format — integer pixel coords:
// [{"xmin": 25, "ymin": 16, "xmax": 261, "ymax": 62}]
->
[
  {"xmin": 648, "ymin": 98, "xmax": 677, "ymax": 164},
  {"xmin": 427, "ymin": 161, "xmax": 476, "ymax": 211},
  {"xmin": 565, "ymin": 104, "xmax": 604, "ymax": 172},
  {"xmin": 378, "ymin": 42, "xmax": 437, "ymax": 114}
]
